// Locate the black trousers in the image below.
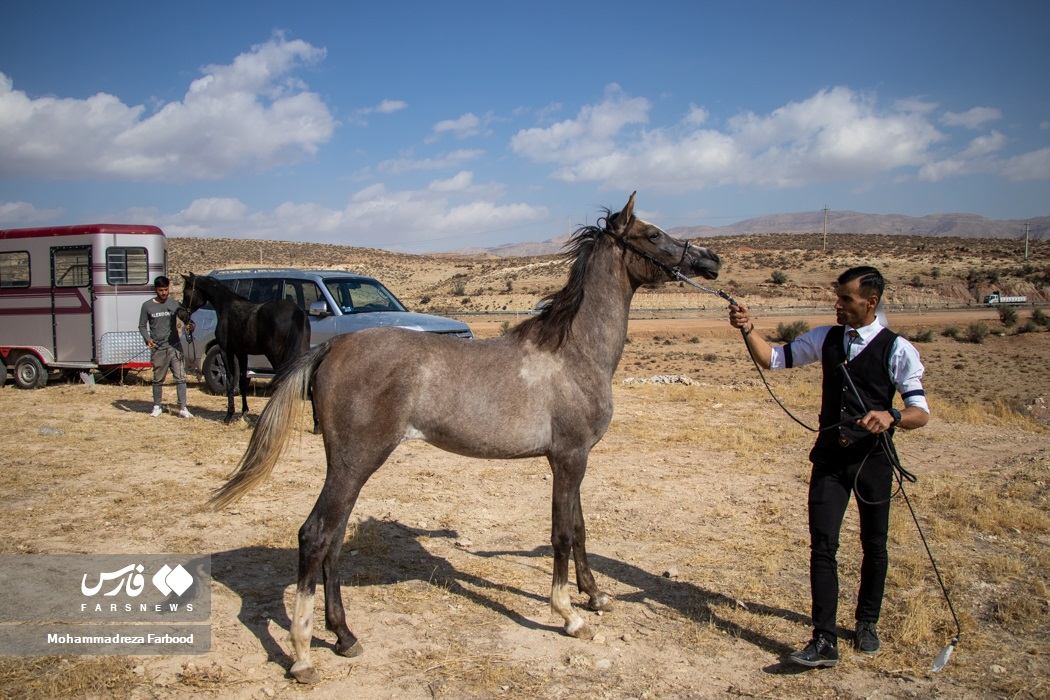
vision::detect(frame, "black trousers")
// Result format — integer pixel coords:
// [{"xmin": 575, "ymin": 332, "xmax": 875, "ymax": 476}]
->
[{"xmin": 807, "ymin": 448, "xmax": 893, "ymax": 642}]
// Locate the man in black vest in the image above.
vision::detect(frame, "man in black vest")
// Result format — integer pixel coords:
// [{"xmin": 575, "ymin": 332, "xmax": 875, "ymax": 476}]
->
[{"xmin": 728, "ymin": 266, "xmax": 929, "ymax": 668}]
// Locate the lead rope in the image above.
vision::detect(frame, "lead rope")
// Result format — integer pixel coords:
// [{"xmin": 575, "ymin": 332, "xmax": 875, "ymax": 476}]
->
[{"xmin": 677, "ymin": 270, "xmax": 960, "ymax": 672}]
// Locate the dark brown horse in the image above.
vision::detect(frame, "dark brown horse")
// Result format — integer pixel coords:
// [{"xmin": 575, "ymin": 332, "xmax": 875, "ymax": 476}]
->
[
  {"xmin": 181, "ymin": 274, "xmax": 311, "ymax": 424},
  {"xmin": 210, "ymin": 193, "xmax": 721, "ymax": 683}
]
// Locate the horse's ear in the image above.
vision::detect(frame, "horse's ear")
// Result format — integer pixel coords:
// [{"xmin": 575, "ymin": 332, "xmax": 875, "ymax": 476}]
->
[
  {"xmin": 181, "ymin": 273, "xmax": 192, "ymax": 283},
  {"xmin": 609, "ymin": 191, "xmax": 637, "ymax": 236}
]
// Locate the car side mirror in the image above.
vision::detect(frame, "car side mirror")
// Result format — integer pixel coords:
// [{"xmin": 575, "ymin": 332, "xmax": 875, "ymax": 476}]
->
[{"xmin": 308, "ymin": 300, "xmax": 330, "ymax": 318}]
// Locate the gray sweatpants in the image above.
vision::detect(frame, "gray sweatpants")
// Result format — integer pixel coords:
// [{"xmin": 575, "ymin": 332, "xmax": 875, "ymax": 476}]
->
[{"xmin": 151, "ymin": 346, "xmax": 187, "ymax": 407}]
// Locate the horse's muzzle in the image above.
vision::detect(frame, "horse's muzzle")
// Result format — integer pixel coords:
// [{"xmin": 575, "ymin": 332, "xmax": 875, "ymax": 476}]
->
[{"xmin": 687, "ymin": 249, "xmax": 721, "ymax": 280}]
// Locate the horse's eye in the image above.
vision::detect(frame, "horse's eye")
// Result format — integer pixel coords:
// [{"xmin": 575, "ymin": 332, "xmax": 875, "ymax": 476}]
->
[{"xmin": 649, "ymin": 231, "xmax": 661, "ymax": 241}]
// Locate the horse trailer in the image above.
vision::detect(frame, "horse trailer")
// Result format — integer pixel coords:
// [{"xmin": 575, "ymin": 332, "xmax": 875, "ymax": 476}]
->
[{"xmin": 0, "ymin": 224, "xmax": 168, "ymax": 388}]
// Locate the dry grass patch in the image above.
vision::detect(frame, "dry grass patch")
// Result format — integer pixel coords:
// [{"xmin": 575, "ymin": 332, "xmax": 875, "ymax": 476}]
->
[
  {"xmin": 405, "ymin": 639, "xmax": 545, "ymax": 699},
  {"xmin": 0, "ymin": 656, "xmax": 141, "ymax": 699}
]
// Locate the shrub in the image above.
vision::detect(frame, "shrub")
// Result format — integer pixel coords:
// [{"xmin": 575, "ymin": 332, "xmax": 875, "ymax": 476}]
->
[
  {"xmin": 911, "ymin": 275, "xmax": 923, "ymax": 288},
  {"xmin": 772, "ymin": 320, "xmax": 810, "ymax": 343},
  {"xmin": 1015, "ymin": 321, "xmax": 1038, "ymax": 335},
  {"xmin": 942, "ymin": 326, "xmax": 960, "ymax": 339},
  {"xmin": 419, "ymin": 295, "xmax": 431, "ymax": 305},
  {"xmin": 965, "ymin": 322, "xmax": 989, "ymax": 344},
  {"xmin": 499, "ymin": 320, "xmax": 511, "ymax": 336},
  {"xmin": 770, "ymin": 270, "xmax": 789, "ymax": 285},
  {"xmin": 1032, "ymin": 308, "xmax": 1050, "ymax": 327},
  {"xmin": 998, "ymin": 306, "xmax": 1019, "ymax": 328},
  {"xmin": 906, "ymin": 329, "xmax": 935, "ymax": 343}
]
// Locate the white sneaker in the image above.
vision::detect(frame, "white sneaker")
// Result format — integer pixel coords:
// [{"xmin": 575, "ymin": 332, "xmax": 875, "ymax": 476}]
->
[
  {"xmin": 149, "ymin": 405, "xmax": 163, "ymax": 418},
  {"xmin": 178, "ymin": 407, "xmax": 194, "ymax": 419}
]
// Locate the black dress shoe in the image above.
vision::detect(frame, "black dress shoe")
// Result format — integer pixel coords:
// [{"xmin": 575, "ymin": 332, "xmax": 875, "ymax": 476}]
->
[
  {"xmin": 788, "ymin": 635, "xmax": 839, "ymax": 668},
  {"xmin": 855, "ymin": 620, "xmax": 880, "ymax": 654}
]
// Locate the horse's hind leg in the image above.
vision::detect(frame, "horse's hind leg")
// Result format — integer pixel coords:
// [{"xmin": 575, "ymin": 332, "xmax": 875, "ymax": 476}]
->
[
  {"xmin": 548, "ymin": 453, "xmax": 595, "ymax": 640},
  {"xmin": 321, "ymin": 517, "xmax": 364, "ymax": 658},
  {"xmin": 571, "ymin": 491, "xmax": 613, "ymax": 612}
]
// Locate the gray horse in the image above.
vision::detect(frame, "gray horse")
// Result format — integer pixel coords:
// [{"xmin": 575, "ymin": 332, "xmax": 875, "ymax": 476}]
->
[{"xmin": 211, "ymin": 192, "xmax": 722, "ymax": 684}]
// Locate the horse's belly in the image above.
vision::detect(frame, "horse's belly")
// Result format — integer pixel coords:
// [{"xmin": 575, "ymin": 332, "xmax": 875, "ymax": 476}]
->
[{"xmin": 403, "ymin": 420, "xmax": 550, "ymax": 460}]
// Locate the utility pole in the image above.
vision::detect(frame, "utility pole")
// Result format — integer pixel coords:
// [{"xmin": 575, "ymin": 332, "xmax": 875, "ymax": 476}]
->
[
  {"xmin": 822, "ymin": 205, "xmax": 829, "ymax": 252},
  {"xmin": 1025, "ymin": 221, "xmax": 1030, "ymax": 260}
]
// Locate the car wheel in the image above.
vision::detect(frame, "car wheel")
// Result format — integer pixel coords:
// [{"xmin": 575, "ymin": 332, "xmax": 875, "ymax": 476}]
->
[
  {"xmin": 14, "ymin": 354, "xmax": 47, "ymax": 390},
  {"xmin": 202, "ymin": 345, "xmax": 241, "ymax": 395}
]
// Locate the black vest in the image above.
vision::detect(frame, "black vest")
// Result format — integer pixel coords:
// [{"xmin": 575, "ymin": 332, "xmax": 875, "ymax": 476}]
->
[{"xmin": 809, "ymin": 325, "xmax": 898, "ymax": 462}]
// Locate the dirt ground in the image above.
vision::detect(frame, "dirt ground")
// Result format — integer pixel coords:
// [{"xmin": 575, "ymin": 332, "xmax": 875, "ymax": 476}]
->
[{"xmin": 1, "ymin": 305, "xmax": 1048, "ymax": 699}]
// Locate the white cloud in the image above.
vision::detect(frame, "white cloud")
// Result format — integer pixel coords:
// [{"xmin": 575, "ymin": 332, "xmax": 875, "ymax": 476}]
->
[
  {"xmin": 0, "ymin": 35, "xmax": 335, "ymax": 181},
  {"xmin": 509, "ymin": 87, "xmax": 1042, "ymax": 192},
  {"xmin": 377, "ymin": 149, "xmax": 484, "ymax": 174},
  {"xmin": 376, "ymin": 99, "xmax": 407, "ymax": 114},
  {"xmin": 511, "ymin": 84, "xmax": 650, "ymax": 164},
  {"xmin": 158, "ymin": 179, "xmax": 547, "ymax": 251},
  {"xmin": 999, "ymin": 147, "xmax": 1050, "ymax": 181},
  {"xmin": 429, "ymin": 112, "xmax": 490, "ymax": 141},
  {"xmin": 942, "ymin": 106, "xmax": 1002, "ymax": 129},
  {"xmin": 0, "ymin": 200, "xmax": 65, "ymax": 225}
]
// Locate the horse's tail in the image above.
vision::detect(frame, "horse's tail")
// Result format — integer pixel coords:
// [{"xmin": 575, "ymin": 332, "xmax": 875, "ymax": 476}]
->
[{"xmin": 209, "ymin": 342, "xmax": 332, "ymax": 510}]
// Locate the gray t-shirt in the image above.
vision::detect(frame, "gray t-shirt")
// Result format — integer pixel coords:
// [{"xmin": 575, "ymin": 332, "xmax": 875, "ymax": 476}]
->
[{"xmin": 138, "ymin": 297, "xmax": 184, "ymax": 350}]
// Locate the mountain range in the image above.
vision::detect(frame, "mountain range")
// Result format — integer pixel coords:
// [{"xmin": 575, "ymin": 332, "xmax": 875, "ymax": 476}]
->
[{"xmin": 461, "ymin": 211, "xmax": 1048, "ymax": 257}]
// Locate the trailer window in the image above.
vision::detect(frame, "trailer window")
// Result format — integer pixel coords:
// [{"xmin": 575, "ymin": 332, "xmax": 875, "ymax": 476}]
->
[
  {"xmin": 106, "ymin": 247, "xmax": 149, "ymax": 284},
  {"xmin": 0, "ymin": 251, "xmax": 30, "ymax": 288},
  {"xmin": 54, "ymin": 249, "xmax": 90, "ymax": 287}
]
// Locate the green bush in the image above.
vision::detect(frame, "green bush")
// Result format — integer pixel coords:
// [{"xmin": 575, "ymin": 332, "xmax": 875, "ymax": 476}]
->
[
  {"xmin": 965, "ymin": 322, "xmax": 989, "ymax": 344},
  {"xmin": 906, "ymin": 329, "xmax": 935, "ymax": 343},
  {"xmin": 1032, "ymin": 308, "xmax": 1049, "ymax": 327},
  {"xmin": 942, "ymin": 326, "xmax": 960, "ymax": 339},
  {"xmin": 772, "ymin": 320, "xmax": 811, "ymax": 343},
  {"xmin": 770, "ymin": 270, "xmax": 789, "ymax": 285},
  {"xmin": 998, "ymin": 306, "xmax": 1019, "ymax": 328},
  {"xmin": 1015, "ymin": 320, "xmax": 1038, "ymax": 334}
]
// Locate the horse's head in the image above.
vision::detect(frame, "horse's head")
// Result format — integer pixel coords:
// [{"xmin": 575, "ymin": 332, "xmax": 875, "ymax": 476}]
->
[
  {"xmin": 606, "ymin": 192, "xmax": 721, "ymax": 285},
  {"xmin": 180, "ymin": 273, "xmax": 209, "ymax": 313}
]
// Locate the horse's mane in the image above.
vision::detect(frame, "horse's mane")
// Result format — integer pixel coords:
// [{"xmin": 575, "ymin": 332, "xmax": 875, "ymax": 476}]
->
[{"xmin": 510, "ymin": 213, "xmax": 614, "ymax": 350}]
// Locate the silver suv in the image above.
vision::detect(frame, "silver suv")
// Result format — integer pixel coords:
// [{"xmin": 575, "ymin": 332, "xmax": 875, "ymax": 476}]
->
[{"xmin": 185, "ymin": 267, "xmax": 473, "ymax": 393}]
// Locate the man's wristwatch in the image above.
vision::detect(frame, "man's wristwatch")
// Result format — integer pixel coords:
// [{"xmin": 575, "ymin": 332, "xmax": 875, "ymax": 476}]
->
[{"xmin": 889, "ymin": 408, "xmax": 902, "ymax": 427}]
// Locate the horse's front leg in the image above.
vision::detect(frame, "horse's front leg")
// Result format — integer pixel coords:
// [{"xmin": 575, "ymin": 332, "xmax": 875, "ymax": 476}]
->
[
  {"xmin": 222, "ymin": 349, "xmax": 237, "ymax": 424},
  {"xmin": 237, "ymin": 352, "xmax": 250, "ymax": 417},
  {"xmin": 548, "ymin": 453, "xmax": 595, "ymax": 639},
  {"xmin": 572, "ymin": 490, "xmax": 613, "ymax": 612}
]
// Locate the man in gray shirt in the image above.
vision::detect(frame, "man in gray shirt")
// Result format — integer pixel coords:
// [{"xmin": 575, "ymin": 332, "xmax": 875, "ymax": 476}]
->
[{"xmin": 138, "ymin": 276, "xmax": 195, "ymax": 418}]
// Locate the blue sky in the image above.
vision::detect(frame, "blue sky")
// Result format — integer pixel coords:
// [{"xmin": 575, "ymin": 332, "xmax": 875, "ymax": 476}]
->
[{"xmin": 1, "ymin": 1, "xmax": 1048, "ymax": 252}]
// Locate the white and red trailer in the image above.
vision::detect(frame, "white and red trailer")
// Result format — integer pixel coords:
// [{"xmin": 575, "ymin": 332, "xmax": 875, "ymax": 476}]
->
[{"xmin": 0, "ymin": 224, "xmax": 168, "ymax": 388}]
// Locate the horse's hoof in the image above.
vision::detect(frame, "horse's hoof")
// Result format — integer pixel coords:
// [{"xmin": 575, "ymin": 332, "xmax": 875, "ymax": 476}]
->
[
  {"xmin": 223, "ymin": 416, "xmax": 235, "ymax": 425},
  {"xmin": 587, "ymin": 594, "xmax": 614, "ymax": 612},
  {"xmin": 566, "ymin": 622, "xmax": 596, "ymax": 640},
  {"xmin": 290, "ymin": 662, "xmax": 322, "ymax": 684},
  {"xmin": 336, "ymin": 639, "xmax": 364, "ymax": 658}
]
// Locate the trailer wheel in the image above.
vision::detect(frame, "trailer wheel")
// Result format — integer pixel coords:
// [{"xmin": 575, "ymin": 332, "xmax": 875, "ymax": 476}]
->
[
  {"xmin": 13, "ymin": 354, "xmax": 47, "ymax": 389},
  {"xmin": 202, "ymin": 345, "xmax": 242, "ymax": 395},
  {"xmin": 0, "ymin": 359, "xmax": 8, "ymax": 388}
]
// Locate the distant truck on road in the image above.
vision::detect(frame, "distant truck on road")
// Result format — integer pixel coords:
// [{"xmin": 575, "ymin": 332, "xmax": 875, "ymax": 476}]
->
[{"xmin": 984, "ymin": 292, "xmax": 1028, "ymax": 305}]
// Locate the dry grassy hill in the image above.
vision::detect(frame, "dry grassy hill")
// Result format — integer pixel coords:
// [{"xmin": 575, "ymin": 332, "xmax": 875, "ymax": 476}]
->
[{"xmin": 169, "ymin": 234, "xmax": 1048, "ymax": 314}]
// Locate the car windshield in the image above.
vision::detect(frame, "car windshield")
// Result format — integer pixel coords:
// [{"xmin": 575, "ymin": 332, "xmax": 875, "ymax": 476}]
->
[{"xmin": 323, "ymin": 277, "xmax": 408, "ymax": 314}]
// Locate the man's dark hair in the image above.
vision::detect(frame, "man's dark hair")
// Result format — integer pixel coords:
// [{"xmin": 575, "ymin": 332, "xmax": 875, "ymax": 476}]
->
[
  {"xmin": 153, "ymin": 275, "xmax": 171, "ymax": 289},
  {"xmin": 838, "ymin": 266, "xmax": 884, "ymax": 300}
]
